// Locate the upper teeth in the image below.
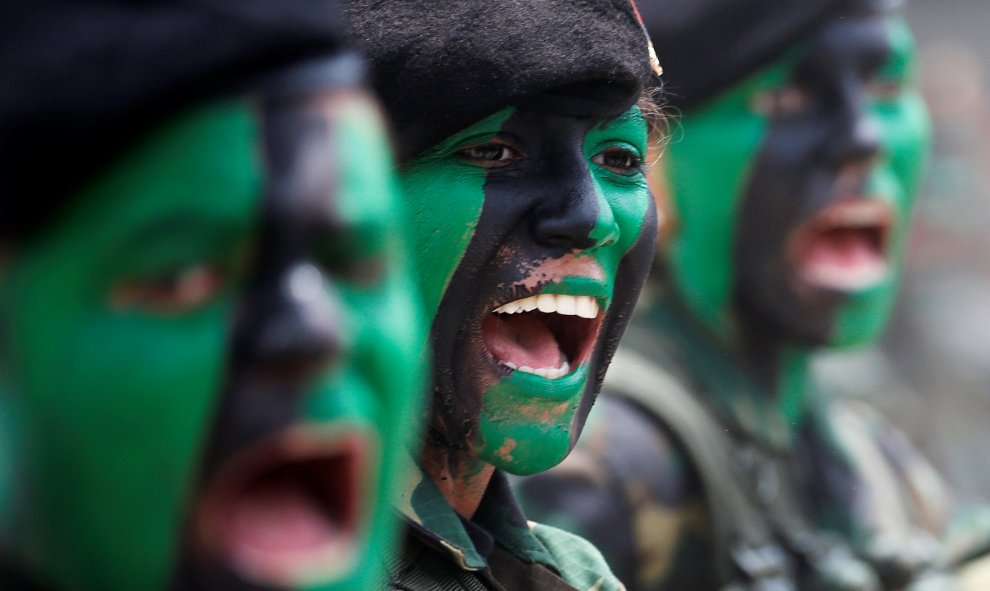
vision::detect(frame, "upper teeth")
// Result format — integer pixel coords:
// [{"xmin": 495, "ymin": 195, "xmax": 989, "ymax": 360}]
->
[
  {"xmin": 502, "ymin": 360, "xmax": 571, "ymax": 380},
  {"xmin": 493, "ymin": 294, "xmax": 600, "ymax": 319},
  {"xmin": 819, "ymin": 201, "xmax": 889, "ymax": 228}
]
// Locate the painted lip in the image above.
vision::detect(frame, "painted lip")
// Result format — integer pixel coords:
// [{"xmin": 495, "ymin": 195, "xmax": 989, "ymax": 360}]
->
[
  {"xmin": 480, "ymin": 274, "xmax": 609, "ymax": 381},
  {"xmin": 194, "ymin": 425, "xmax": 373, "ymax": 587},
  {"xmin": 788, "ymin": 197, "xmax": 894, "ymax": 293}
]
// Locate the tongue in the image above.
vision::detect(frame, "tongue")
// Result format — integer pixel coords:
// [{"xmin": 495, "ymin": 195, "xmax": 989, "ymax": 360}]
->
[
  {"xmin": 482, "ymin": 312, "xmax": 566, "ymax": 369},
  {"xmin": 804, "ymin": 228, "xmax": 881, "ymax": 271},
  {"xmin": 226, "ymin": 476, "xmax": 337, "ymax": 554}
]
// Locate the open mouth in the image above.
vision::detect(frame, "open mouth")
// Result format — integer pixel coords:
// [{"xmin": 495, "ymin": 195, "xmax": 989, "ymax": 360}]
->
[
  {"xmin": 195, "ymin": 427, "xmax": 369, "ymax": 586},
  {"xmin": 790, "ymin": 199, "xmax": 893, "ymax": 292},
  {"xmin": 481, "ymin": 293, "xmax": 604, "ymax": 379}
]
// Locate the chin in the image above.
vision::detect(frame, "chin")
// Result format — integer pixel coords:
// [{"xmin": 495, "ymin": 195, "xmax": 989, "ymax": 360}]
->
[
  {"xmin": 736, "ymin": 269, "xmax": 897, "ymax": 350},
  {"xmin": 475, "ymin": 423, "xmax": 574, "ymax": 476},
  {"xmin": 823, "ymin": 284, "xmax": 898, "ymax": 348}
]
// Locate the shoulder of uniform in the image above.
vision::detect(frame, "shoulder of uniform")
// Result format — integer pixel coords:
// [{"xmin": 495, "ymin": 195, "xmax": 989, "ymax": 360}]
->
[
  {"xmin": 598, "ymin": 394, "xmax": 701, "ymax": 501},
  {"xmin": 521, "ymin": 393, "xmax": 701, "ymax": 510},
  {"xmin": 528, "ymin": 521, "xmax": 627, "ymax": 591},
  {"xmin": 826, "ymin": 397, "xmax": 952, "ymax": 534}
]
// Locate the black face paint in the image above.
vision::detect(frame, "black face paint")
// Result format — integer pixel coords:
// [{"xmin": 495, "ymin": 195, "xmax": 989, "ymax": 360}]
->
[
  {"xmin": 409, "ymin": 93, "xmax": 656, "ymax": 475},
  {"xmin": 734, "ymin": 12, "xmax": 894, "ymax": 347},
  {"xmin": 173, "ymin": 56, "xmax": 358, "ymax": 590}
]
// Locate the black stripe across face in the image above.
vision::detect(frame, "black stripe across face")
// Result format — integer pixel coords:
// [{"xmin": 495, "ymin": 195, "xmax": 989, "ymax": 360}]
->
[{"xmin": 171, "ymin": 62, "xmax": 348, "ymax": 590}]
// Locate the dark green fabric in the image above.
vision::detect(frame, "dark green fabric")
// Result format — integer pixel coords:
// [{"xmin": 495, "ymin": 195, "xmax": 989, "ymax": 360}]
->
[
  {"xmin": 394, "ymin": 455, "xmax": 624, "ymax": 590},
  {"xmin": 604, "ymin": 346, "xmax": 791, "ymax": 588},
  {"xmin": 515, "ymin": 295, "xmax": 958, "ymax": 591}
]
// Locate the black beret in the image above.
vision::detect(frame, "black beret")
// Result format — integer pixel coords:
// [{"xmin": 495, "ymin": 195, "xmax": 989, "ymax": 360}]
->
[
  {"xmin": 341, "ymin": 0, "xmax": 659, "ymax": 162},
  {"xmin": 0, "ymin": 0, "xmax": 349, "ymax": 241},
  {"xmin": 639, "ymin": 0, "xmax": 902, "ymax": 110}
]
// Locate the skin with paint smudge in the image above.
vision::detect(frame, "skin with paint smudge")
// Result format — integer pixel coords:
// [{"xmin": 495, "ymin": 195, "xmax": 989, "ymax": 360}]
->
[
  {"xmin": 0, "ymin": 87, "xmax": 425, "ymax": 590},
  {"xmin": 401, "ymin": 95, "xmax": 656, "ymax": 490},
  {"xmin": 665, "ymin": 15, "xmax": 929, "ymax": 348}
]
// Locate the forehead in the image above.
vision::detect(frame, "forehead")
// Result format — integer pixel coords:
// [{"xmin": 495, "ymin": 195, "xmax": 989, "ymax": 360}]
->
[
  {"xmin": 65, "ymin": 100, "xmax": 261, "ymax": 241},
  {"xmin": 517, "ymin": 83, "xmax": 640, "ymax": 122},
  {"xmin": 47, "ymin": 94, "xmax": 397, "ymax": 249},
  {"xmin": 501, "ymin": 101, "xmax": 648, "ymax": 144}
]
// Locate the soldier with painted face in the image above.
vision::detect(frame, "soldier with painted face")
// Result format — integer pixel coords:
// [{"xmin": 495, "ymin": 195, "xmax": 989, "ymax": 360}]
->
[
  {"xmin": 0, "ymin": 1, "xmax": 426, "ymax": 590},
  {"xmin": 515, "ymin": 1, "xmax": 976, "ymax": 590},
  {"xmin": 341, "ymin": 1, "xmax": 662, "ymax": 589}
]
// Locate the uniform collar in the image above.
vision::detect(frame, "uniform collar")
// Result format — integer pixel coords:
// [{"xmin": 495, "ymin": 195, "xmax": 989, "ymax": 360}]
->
[{"xmin": 395, "ymin": 452, "xmax": 558, "ymax": 571}]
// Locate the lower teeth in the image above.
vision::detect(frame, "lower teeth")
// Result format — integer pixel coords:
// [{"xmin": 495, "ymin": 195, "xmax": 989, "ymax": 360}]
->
[{"xmin": 501, "ymin": 360, "xmax": 571, "ymax": 379}]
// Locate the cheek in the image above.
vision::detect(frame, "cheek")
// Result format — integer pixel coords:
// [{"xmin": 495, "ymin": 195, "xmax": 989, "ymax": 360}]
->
[
  {"xmin": 9, "ymin": 301, "xmax": 230, "ymax": 583},
  {"xmin": 667, "ymin": 114, "xmax": 767, "ymax": 249},
  {"xmin": 400, "ymin": 168, "xmax": 487, "ymax": 316},
  {"xmin": 44, "ymin": 307, "xmax": 228, "ymax": 481},
  {"xmin": 603, "ymin": 180, "xmax": 651, "ymax": 256},
  {"xmin": 883, "ymin": 97, "xmax": 931, "ymax": 204},
  {"xmin": 322, "ymin": 280, "xmax": 426, "ymax": 431}
]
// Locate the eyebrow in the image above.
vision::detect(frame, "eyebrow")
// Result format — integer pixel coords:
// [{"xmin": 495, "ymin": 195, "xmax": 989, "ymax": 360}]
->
[
  {"xmin": 119, "ymin": 211, "xmax": 249, "ymax": 251},
  {"xmin": 595, "ymin": 107, "xmax": 647, "ymax": 135},
  {"xmin": 610, "ymin": 108, "xmax": 645, "ymax": 125}
]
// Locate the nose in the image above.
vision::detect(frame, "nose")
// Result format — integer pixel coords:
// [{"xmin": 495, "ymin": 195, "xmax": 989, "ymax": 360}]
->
[
  {"xmin": 239, "ymin": 262, "xmax": 344, "ymax": 381},
  {"xmin": 824, "ymin": 83, "xmax": 882, "ymax": 166},
  {"xmin": 531, "ymin": 179, "xmax": 620, "ymax": 251}
]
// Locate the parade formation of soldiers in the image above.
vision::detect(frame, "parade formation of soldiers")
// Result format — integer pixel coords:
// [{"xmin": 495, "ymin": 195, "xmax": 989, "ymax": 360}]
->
[{"xmin": 1, "ymin": 1, "xmax": 989, "ymax": 590}]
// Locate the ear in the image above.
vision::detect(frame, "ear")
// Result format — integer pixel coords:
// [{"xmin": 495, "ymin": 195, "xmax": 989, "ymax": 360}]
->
[{"xmin": 646, "ymin": 153, "xmax": 676, "ymax": 251}]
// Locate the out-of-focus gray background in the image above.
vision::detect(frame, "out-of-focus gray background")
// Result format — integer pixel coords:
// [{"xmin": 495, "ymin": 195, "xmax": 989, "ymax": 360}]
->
[{"xmin": 816, "ymin": 0, "xmax": 990, "ymax": 503}]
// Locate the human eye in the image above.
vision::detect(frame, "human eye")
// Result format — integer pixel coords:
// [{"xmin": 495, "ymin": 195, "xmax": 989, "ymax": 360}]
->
[
  {"xmin": 315, "ymin": 226, "xmax": 389, "ymax": 290},
  {"xmin": 866, "ymin": 67, "xmax": 908, "ymax": 103},
  {"xmin": 456, "ymin": 141, "xmax": 523, "ymax": 168},
  {"xmin": 323, "ymin": 247, "xmax": 387, "ymax": 290},
  {"xmin": 750, "ymin": 85, "xmax": 810, "ymax": 117},
  {"xmin": 592, "ymin": 146, "xmax": 643, "ymax": 176},
  {"xmin": 867, "ymin": 78, "xmax": 905, "ymax": 102},
  {"xmin": 110, "ymin": 262, "xmax": 226, "ymax": 316}
]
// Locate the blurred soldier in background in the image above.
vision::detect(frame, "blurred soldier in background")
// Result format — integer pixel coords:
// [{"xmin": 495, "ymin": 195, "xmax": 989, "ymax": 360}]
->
[
  {"xmin": 0, "ymin": 1, "xmax": 425, "ymax": 589},
  {"xmin": 342, "ymin": 1, "xmax": 662, "ymax": 589},
  {"xmin": 516, "ymin": 0, "xmax": 987, "ymax": 589}
]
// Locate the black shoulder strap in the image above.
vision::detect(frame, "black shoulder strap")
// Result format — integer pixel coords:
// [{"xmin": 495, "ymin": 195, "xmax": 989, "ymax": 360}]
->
[
  {"xmin": 386, "ymin": 527, "xmax": 497, "ymax": 591},
  {"xmin": 604, "ymin": 347, "xmax": 789, "ymax": 588},
  {"xmin": 487, "ymin": 543, "xmax": 580, "ymax": 591}
]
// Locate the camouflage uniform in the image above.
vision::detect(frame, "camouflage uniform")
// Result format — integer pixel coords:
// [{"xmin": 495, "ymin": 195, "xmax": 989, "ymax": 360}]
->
[
  {"xmin": 515, "ymin": 301, "xmax": 960, "ymax": 591},
  {"xmin": 387, "ymin": 453, "xmax": 625, "ymax": 591}
]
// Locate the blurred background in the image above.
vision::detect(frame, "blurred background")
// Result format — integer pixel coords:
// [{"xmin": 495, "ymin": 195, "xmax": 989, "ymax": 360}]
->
[{"xmin": 815, "ymin": 0, "xmax": 990, "ymax": 503}]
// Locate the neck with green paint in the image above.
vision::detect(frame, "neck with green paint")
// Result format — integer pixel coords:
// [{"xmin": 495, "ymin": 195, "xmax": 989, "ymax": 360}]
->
[
  {"xmin": 737, "ymin": 315, "xmax": 813, "ymax": 429},
  {"xmin": 646, "ymin": 287, "xmax": 813, "ymax": 445}
]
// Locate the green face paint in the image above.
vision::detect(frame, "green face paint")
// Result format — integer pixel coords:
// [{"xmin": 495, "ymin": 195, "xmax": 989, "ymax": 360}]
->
[
  {"xmin": 828, "ymin": 18, "xmax": 930, "ymax": 345},
  {"xmin": 401, "ymin": 101, "xmax": 656, "ymax": 476},
  {"xmin": 663, "ymin": 14, "xmax": 930, "ymax": 348},
  {"xmin": 0, "ymin": 91, "xmax": 425, "ymax": 591},
  {"xmin": 663, "ymin": 63, "xmax": 785, "ymax": 335}
]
